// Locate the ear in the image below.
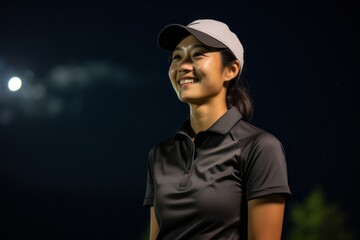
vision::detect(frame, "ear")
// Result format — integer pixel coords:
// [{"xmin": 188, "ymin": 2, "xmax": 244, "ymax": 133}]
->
[{"xmin": 224, "ymin": 60, "xmax": 240, "ymax": 82}]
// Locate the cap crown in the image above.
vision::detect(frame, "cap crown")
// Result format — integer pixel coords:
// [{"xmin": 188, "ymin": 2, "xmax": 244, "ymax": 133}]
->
[{"xmin": 187, "ymin": 19, "xmax": 244, "ymax": 69}]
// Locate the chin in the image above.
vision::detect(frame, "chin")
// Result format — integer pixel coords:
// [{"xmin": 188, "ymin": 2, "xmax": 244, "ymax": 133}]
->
[{"xmin": 178, "ymin": 96, "xmax": 203, "ymax": 105}]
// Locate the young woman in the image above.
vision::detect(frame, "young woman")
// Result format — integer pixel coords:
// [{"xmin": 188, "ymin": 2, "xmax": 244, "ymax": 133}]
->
[{"xmin": 143, "ymin": 19, "xmax": 291, "ymax": 240}]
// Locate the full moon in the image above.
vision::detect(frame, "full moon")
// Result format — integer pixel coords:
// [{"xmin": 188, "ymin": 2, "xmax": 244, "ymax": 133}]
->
[{"xmin": 8, "ymin": 77, "xmax": 22, "ymax": 91}]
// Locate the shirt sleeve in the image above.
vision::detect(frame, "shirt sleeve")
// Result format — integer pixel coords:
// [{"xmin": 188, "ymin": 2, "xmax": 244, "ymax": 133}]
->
[
  {"xmin": 245, "ymin": 132, "xmax": 291, "ymax": 201},
  {"xmin": 143, "ymin": 147, "xmax": 155, "ymax": 207}
]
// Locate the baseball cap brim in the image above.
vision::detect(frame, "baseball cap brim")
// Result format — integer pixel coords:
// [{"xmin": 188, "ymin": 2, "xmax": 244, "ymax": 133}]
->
[{"xmin": 157, "ymin": 24, "xmax": 227, "ymax": 51}]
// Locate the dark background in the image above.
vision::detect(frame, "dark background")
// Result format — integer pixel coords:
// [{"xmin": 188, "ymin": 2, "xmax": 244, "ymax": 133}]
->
[{"xmin": 0, "ymin": 0, "xmax": 359, "ymax": 239}]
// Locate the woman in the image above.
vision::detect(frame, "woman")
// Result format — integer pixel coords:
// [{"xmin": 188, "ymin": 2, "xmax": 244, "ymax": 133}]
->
[{"xmin": 143, "ymin": 19, "xmax": 291, "ymax": 240}]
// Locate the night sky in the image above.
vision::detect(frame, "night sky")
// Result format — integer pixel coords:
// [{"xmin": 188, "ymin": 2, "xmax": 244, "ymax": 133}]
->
[{"xmin": 0, "ymin": 0, "xmax": 359, "ymax": 239}]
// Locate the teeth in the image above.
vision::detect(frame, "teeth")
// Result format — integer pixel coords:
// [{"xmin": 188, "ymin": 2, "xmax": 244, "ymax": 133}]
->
[{"xmin": 179, "ymin": 79, "xmax": 197, "ymax": 84}]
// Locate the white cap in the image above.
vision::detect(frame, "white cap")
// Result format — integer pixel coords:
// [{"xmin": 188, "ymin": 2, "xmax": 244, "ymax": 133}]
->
[{"xmin": 157, "ymin": 19, "xmax": 244, "ymax": 71}]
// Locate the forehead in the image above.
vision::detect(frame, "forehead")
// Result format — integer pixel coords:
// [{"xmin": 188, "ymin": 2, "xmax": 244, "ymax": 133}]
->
[{"xmin": 175, "ymin": 35, "xmax": 204, "ymax": 49}]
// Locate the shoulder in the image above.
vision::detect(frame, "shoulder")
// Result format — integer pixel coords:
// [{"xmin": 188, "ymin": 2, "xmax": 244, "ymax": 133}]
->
[
  {"xmin": 153, "ymin": 137, "xmax": 175, "ymax": 150},
  {"xmin": 148, "ymin": 137, "xmax": 175, "ymax": 158},
  {"xmin": 231, "ymin": 120, "xmax": 283, "ymax": 150}
]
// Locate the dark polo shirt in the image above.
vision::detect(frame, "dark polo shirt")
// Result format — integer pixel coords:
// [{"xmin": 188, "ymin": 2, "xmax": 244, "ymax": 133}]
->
[{"xmin": 144, "ymin": 107, "xmax": 291, "ymax": 240}]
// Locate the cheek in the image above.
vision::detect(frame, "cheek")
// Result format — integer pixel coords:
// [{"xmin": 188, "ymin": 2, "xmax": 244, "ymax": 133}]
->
[
  {"xmin": 168, "ymin": 66, "xmax": 178, "ymax": 89},
  {"xmin": 168, "ymin": 66, "xmax": 175, "ymax": 81},
  {"xmin": 202, "ymin": 54, "xmax": 220, "ymax": 69},
  {"xmin": 198, "ymin": 61, "xmax": 222, "ymax": 82},
  {"xmin": 169, "ymin": 61, "xmax": 179, "ymax": 78}
]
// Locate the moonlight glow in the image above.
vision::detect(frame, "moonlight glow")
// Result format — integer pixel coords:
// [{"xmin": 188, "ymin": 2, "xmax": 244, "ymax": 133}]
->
[{"xmin": 8, "ymin": 77, "xmax": 22, "ymax": 91}]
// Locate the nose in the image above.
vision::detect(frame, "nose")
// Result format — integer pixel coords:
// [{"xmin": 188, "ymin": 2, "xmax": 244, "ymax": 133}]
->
[{"xmin": 178, "ymin": 58, "xmax": 193, "ymax": 73}]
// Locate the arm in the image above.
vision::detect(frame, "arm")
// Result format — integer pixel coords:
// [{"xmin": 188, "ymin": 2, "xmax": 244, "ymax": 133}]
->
[
  {"xmin": 150, "ymin": 207, "xmax": 159, "ymax": 240},
  {"xmin": 247, "ymin": 194, "xmax": 286, "ymax": 240}
]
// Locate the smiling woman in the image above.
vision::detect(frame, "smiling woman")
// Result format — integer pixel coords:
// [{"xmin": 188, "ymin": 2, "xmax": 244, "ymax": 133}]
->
[
  {"xmin": 143, "ymin": 19, "xmax": 291, "ymax": 240},
  {"xmin": 169, "ymin": 38, "xmax": 229, "ymax": 106}
]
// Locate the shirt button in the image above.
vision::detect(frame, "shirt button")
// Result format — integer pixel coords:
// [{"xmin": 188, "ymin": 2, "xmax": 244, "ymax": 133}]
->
[{"xmin": 186, "ymin": 168, "xmax": 191, "ymax": 174}]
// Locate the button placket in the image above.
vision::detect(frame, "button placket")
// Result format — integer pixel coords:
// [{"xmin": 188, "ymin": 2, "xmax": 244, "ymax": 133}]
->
[{"xmin": 178, "ymin": 137, "xmax": 195, "ymax": 190}]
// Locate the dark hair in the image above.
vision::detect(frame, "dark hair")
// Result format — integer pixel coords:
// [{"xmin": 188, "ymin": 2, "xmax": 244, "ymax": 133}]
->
[{"xmin": 220, "ymin": 48, "xmax": 253, "ymax": 122}]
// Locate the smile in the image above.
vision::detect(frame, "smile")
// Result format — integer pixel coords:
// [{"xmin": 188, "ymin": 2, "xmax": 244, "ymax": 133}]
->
[{"xmin": 178, "ymin": 78, "xmax": 199, "ymax": 85}]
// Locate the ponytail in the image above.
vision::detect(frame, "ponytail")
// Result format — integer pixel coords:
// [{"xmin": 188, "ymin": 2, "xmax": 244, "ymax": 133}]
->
[
  {"xmin": 226, "ymin": 74, "xmax": 253, "ymax": 122},
  {"xmin": 220, "ymin": 48, "xmax": 253, "ymax": 122}
]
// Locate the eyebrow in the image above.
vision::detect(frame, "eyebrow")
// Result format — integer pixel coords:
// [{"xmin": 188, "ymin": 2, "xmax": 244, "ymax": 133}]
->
[{"xmin": 173, "ymin": 44, "xmax": 210, "ymax": 52}]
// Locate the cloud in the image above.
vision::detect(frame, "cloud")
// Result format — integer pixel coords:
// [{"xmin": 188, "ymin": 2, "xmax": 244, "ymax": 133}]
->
[
  {"xmin": 49, "ymin": 61, "xmax": 135, "ymax": 89},
  {"xmin": 0, "ymin": 59, "xmax": 142, "ymax": 125}
]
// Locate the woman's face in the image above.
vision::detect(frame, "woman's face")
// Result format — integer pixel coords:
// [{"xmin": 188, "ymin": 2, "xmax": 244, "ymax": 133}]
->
[{"xmin": 168, "ymin": 35, "xmax": 230, "ymax": 105}]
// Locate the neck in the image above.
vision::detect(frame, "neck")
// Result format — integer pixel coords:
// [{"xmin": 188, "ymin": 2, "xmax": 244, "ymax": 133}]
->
[{"xmin": 189, "ymin": 100, "xmax": 228, "ymax": 134}]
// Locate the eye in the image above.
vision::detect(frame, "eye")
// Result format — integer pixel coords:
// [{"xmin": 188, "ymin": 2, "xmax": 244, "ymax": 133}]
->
[
  {"xmin": 172, "ymin": 54, "xmax": 181, "ymax": 61},
  {"xmin": 193, "ymin": 52, "xmax": 204, "ymax": 58},
  {"xmin": 171, "ymin": 52, "xmax": 181, "ymax": 61}
]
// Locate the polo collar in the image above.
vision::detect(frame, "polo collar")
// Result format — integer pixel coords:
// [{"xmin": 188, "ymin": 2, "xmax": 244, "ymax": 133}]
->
[{"xmin": 174, "ymin": 107, "xmax": 243, "ymax": 139}]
